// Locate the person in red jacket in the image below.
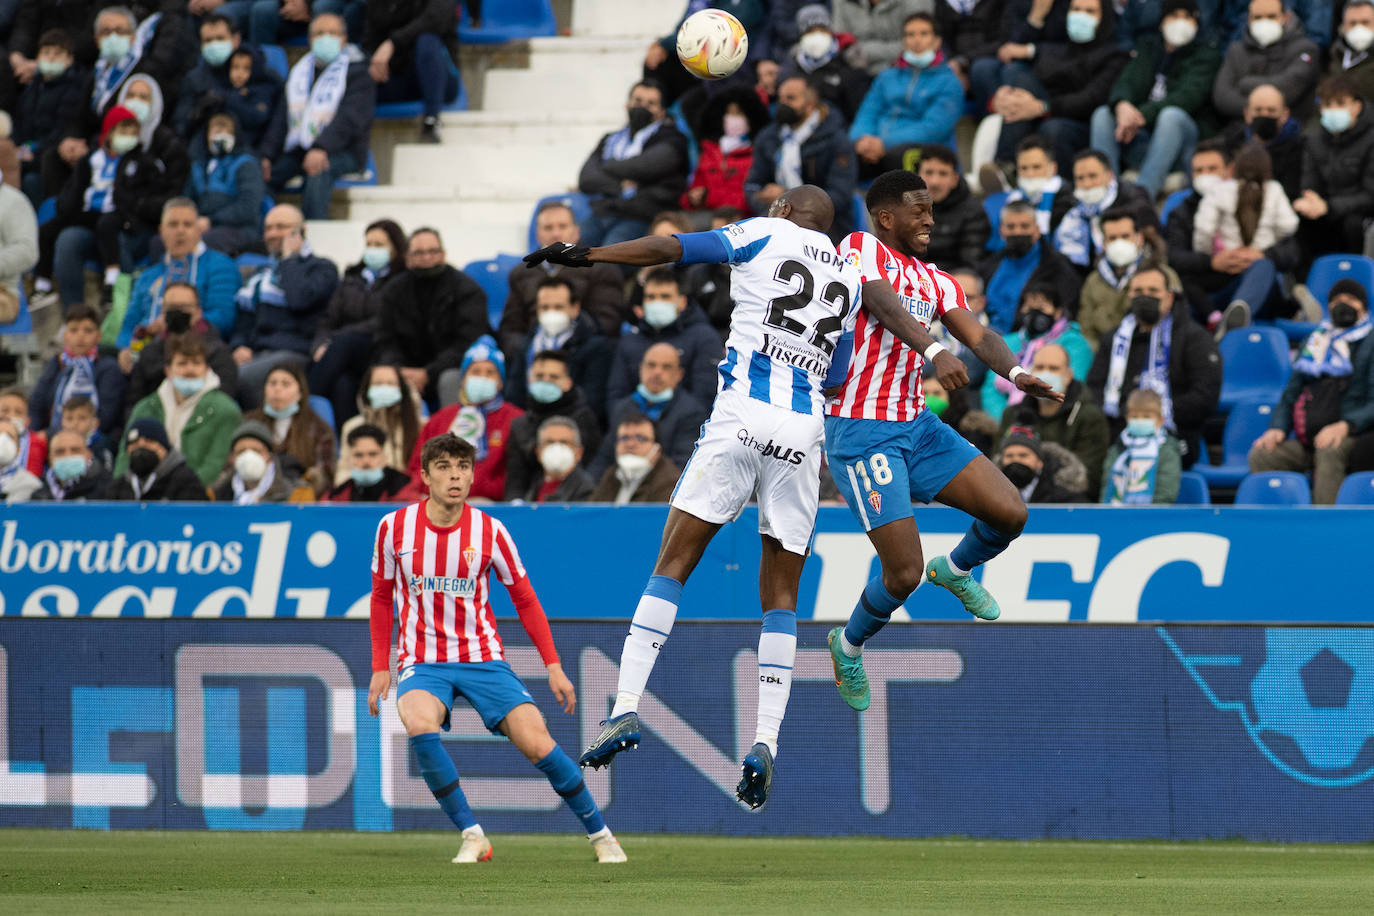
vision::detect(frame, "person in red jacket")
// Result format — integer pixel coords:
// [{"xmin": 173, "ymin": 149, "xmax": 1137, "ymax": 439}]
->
[
  {"xmin": 680, "ymin": 88, "xmax": 770, "ymax": 215},
  {"xmin": 401, "ymin": 336, "xmax": 523, "ymax": 501}
]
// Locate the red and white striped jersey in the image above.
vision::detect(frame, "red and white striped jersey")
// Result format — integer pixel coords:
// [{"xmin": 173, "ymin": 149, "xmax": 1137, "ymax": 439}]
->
[
  {"xmin": 371, "ymin": 501, "xmax": 525, "ymax": 669},
  {"xmin": 827, "ymin": 231, "xmax": 969, "ymax": 421}
]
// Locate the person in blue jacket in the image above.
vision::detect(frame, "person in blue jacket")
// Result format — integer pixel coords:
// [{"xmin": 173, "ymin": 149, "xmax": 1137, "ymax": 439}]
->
[
  {"xmin": 185, "ymin": 111, "xmax": 266, "ymax": 256},
  {"xmin": 849, "ymin": 12, "xmax": 964, "ymax": 181}
]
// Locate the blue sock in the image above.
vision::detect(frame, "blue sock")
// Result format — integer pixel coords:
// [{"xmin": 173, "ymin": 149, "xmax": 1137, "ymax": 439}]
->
[
  {"xmin": 843, "ymin": 577, "xmax": 904, "ymax": 649},
  {"xmin": 949, "ymin": 519, "xmax": 1017, "ymax": 573},
  {"xmin": 410, "ymin": 733, "xmax": 477, "ymax": 830},
  {"xmin": 536, "ymin": 747, "xmax": 606, "ymax": 835}
]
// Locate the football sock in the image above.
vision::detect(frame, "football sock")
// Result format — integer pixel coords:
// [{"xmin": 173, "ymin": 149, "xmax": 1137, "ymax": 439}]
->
[
  {"xmin": 842, "ymin": 577, "xmax": 906, "ymax": 654},
  {"xmin": 755, "ymin": 608, "xmax": 797, "ymax": 758},
  {"xmin": 610, "ymin": 574, "xmax": 682, "ymax": 718},
  {"xmin": 410, "ymin": 733, "xmax": 477, "ymax": 831},
  {"xmin": 536, "ymin": 747, "xmax": 606, "ymax": 835},
  {"xmin": 950, "ymin": 519, "xmax": 1017, "ymax": 573}
]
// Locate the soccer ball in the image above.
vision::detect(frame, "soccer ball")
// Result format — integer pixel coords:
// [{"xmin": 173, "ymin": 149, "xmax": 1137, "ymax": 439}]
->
[{"xmin": 676, "ymin": 9, "xmax": 749, "ymax": 80}]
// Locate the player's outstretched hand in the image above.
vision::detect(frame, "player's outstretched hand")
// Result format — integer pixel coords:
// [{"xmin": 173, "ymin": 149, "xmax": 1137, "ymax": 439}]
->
[
  {"xmin": 523, "ymin": 242, "xmax": 592, "ymax": 269},
  {"xmin": 930, "ymin": 350, "xmax": 970, "ymax": 391},
  {"xmin": 1014, "ymin": 370, "xmax": 1066, "ymax": 403},
  {"xmin": 367, "ymin": 670, "xmax": 391, "ymax": 717},
  {"xmin": 547, "ymin": 662, "xmax": 576, "ymax": 715}
]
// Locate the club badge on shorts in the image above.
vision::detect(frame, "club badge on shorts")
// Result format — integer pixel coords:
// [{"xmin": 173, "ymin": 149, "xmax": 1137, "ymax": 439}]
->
[{"xmin": 868, "ymin": 490, "xmax": 882, "ymax": 514}]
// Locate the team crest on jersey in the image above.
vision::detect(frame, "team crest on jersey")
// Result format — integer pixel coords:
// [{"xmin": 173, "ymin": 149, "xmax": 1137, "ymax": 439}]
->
[
  {"xmin": 463, "ymin": 546, "xmax": 478, "ymax": 567},
  {"xmin": 916, "ymin": 276, "xmax": 935, "ymax": 301},
  {"xmin": 868, "ymin": 490, "xmax": 882, "ymax": 514}
]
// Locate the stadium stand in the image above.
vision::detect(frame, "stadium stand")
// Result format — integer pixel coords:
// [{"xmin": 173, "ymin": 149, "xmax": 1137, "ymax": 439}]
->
[
  {"xmin": 1217, "ymin": 327, "xmax": 1292, "ymax": 412},
  {"xmin": 1194, "ymin": 400, "xmax": 1276, "ymax": 490}
]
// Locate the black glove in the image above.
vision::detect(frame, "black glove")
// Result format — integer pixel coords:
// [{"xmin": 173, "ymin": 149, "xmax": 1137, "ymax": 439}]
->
[{"xmin": 523, "ymin": 242, "xmax": 592, "ymax": 268}]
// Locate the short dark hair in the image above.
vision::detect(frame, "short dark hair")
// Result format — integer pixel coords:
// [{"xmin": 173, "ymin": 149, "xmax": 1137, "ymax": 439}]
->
[
  {"xmin": 651, "ymin": 210, "xmax": 693, "ymax": 233},
  {"xmin": 1100, "ymin": 206, "xmax": 1138, "ymax": 230},
  {"xmin": 200, "ymin": 12, "xmax": 237, "ymax": 34},
  {"xmin": 163, "ymin": 281, "xmax": 199, "ymax": 304},
  {"xmin": 1319, "ymin": 73, "xmax": 1364, "ymax": 106},
  {"xmin": 903, "ymin": 11, "xmax": 938, "ymax": 33},
  {"xmin": 1073, "ymin": 148, "xmax": 1112, "ymax": 171},
  {"xmin": 536, "ymin": 199, "xmax": 575, "ymax": 219},
  {"xmin": 531, "ymin": 349, "xmax": 571, "ymax": 369},
  {"xmin": 1133, "ymin": 260, "xmax": 1175, "ymax": 290},
  {"xmin": 63, "ymin": 303, "xmax": 100, "ymax": 327},
  {"xmin": 1002, "ymin": 198, "xmax": 1036, "ymax": 218},
  {"xmin": 919, "ymin": 144, "xmax": 959, "ymax": 170},
  {"xmin": 536, "ymin": 275, "xmax": 577, "ymax": 301},
  {"xmin": 630, "ymin": 79, "xmax": 664, "ymax": 101},
  {"xmin": 865, "ymin": 168, "xmax": 928, "ymax": 214},
  {"xmin": 409, "ymin": 226, "xmax": 443, "ymax": 248},
  {"xmin": 38, "ymin": 29, "xmax": 74, "ymax": 53},
  {"xmin": 62, "ymin": 394, "xmax": 96, "ymax": 415},
  {"xmin": 712, "ymin": 206, "xmax": 746, "ymax": 224},
  {"xmin": 420, "ymin": 433, "xmax": 476, "ymax": 472},
  {"xmin": 1193, "ymin": 138, "xmax": 1232, "ymax": 164},
  {"xmin": 347, "ymin": 423, "xmax": 387, "ymax": 448},
  {"xmin": 1016, "ymin": 135, "xmax": 1054, "ymax": 159},
  {"xmin": 642, "ymin": 267, "xmax": 681, "ymax": 291},
  {"xmin": 617, "ymin": 410, "xmax": 659, "ymax": 443},
  {"xmin": 166, "ymin": 333, "xmax": 209, "ymax": 362}
]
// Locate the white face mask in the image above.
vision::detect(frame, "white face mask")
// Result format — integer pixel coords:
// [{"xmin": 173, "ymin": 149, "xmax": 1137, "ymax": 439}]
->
[
  {"xmin": 1105, "ymin": 238, "xmax": 1140, "ymax": 268},
  {"xmin": 1346, "ymin": 24, "xmax": 1374, "ymax": 52},
  {"xmin": 1249, "ymin": 18, "xmax": 1283, "ymax": 47},
  {"xmin": 1018, "ymin": 176, "xmax": 1050, "ymax": 198},
  {"xmin": 234, "ymin": 449, "xmax": 267, "ymax": 483},
  {"xmin": 537, "ymin": 309, "xmax": 572, "ymax": 336},
  {"xmin": 643, "ymin": 299, "xmax": 679, "ymax": 329},
  {"xmin": 1074, "ymin": 184, "xmax": 1108, "ymax": 206},
  {"xmin": 799, "ymin": 31, "xmax": 834, "ymax": 59},
  {"xmin": 6, "ymin": 417, "xmax": 26, "ymax": 436},
  {"xmin": 616, "ymin": 452, "xmax": 653, "ymax": 477},
  {"xmin": 1193, "ymin": 173, "xmax": 1223, "ymax": 197},
  {"xmin": 0, "ymin": 433, "xmax": 16, "ymax": 466},
  {"xmin": 1161, "ymin": 18, "xmax": 1198, "ymax": 46},
  {"xmin": 539, "ymin": 442, "xmax": 577, "ymax": 477}
]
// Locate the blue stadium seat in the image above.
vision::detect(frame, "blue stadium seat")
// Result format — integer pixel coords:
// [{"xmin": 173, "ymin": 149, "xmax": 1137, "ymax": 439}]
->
[
  {"xmin": 261, "ymin": 44, "xmax": 288, "ymax": 80},
  {"xmin": 526, "ymin": 193, "xmax": 593, "ymax": 250},
  {"xmin": 1217, "ymin": 325, "xmax": 1291, "ymax": 411},
  {"xmin": 852, "ymin": 192, "xmax": 869, "ymax": 233},
  {"xmin": 1193, "ymin": 398, "xmax": 1274, "ymax": 489},
  {"xmin": 463, "ymin": 254, "xmax": 523, "ymax": 329},
  {"xmin": 1234, "ymin": 471, "xmax": 1312, "ymax": 506},
  {"xmin": 308, "ymin": 394, "xmax": 335, "ymax": 432},
  {"xmin": 458, "ymin": 0, "xmax": 556, "ymax": 43},
  {"xmin": 1306, "ymin": 253, "xmax": 1374, "ymax": 311},
  {"xmin": 1159, "ymin": 188, "xmax": 1192, "ymax": 228},
  {"xmin": 373, "ymin": 65, "xmax": 469, "ymax": 119},
  {"xmin": 1335, "ymin": 471, "xmax": 1374, "ymax": 506},
  {"xmin": 982, "ymin": 190, "xmax": 1009, "ymax": 252},
  {"xmin": 1175, "ymin": 471, "xmax": 1211, "ymax": 505},
  {"xmin": 36, "ymin": 197, "xmax": 56, "ymax": 226}
]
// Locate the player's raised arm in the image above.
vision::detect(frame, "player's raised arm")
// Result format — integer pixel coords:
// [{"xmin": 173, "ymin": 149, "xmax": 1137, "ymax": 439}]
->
[
  {"xmin": 524, "ymin": 234, "xmax": 686, "ymax": 269},
  {"xmin": 367, "ymin": 516, "xmax": 397, "ymax": 717},
  {"xmin": 942, "ymin": 308, "xmax": 1064, "ymax": 403},
  {"xmin": 859, "ymin": 277, "xmax": 971, "ymax": 392},
  {"xmin": 491, "ymin": 520, "xmax": 575, "ymax": 714}
]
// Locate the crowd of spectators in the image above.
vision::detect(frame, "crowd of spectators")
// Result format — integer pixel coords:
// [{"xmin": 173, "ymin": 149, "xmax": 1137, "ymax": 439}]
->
[{"xmin": 2, "ymin": 0, "xmax": 1373, "ymax": 507}]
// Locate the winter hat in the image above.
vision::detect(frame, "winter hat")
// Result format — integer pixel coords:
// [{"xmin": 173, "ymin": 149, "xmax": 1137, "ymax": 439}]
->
[
  {"xmin": 126, "ymin": 417, "xmax": 170, "ymax": 451},
  {"xmin": 231, "ymin": 419, "xmax": 275, "ymax": 452},
  {"xmin": 796, "ymin": 4, "xmax": 832, "ymax": 32},
  {"xmin": 100, "ymin": 105, "xmax": 138, "ymax": 147},
  {"xmin": 1001, "ymin": 427, "xmax": 1044, "ymax": 461},
  {"xmin": 459, "ymin": 334, "xmax": 506, "ymax": 384},
  {"xmin": 1329, "ymin": 279, "xmax": 1368, "ymax": 308}
]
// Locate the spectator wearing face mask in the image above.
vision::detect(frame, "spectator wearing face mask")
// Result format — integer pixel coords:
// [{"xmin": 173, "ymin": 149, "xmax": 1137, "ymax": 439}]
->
[
  {"xmin": 1212, "ymin": 0, "xmax": 1321, "ymax": 124},
  {"xmin": 1293, "ymin": 75, "xmax": 1374, "ymax": 261},
  {"xmin": 979, "ymin": 199, "xmax": 1083, "ymax": 334},
  {"xmin": 986, "ymin": 136, "xmax": 1063, "ymax": 245},
  {"xmin": 1328, "ymin": 0, "xmax": 1374, "ymax": 103},
  {"xmin": 333, "ymin": 364, "xmax": 422, "ymax": 485},
  {"xmin": 520, "ymin": 416, "xmax": 595, "ymax": 503},
  {"xmin": 997, "ymin": 427, "xmax": 1087, "ymax": 502},
  {"xmin": 28, "ymin": 304, "xmax": 124, "ymax": 435},
  {"xmin": 184, "ymin": 112, "xmax": 266, "ymax": 257},
  {"xmin": 1101, "ymin": 387, "xmax": 1182, "ymax": 503},
  {"xmin": 405, "ymin": 336, "xmax": 522, "ymax": 502},
  {"xmin": 172, "ymin": 14, "xmax": 283, "ymax": 151},
  {"xmin": 1051, "ymin": 148, "xmax": 1158, "ymax": 274},
  {"xmin": 834, "ymin": 0, "xmax": 935, "ymax": 78},
  {"xmin": 0, "ymin": 413, "xmax": 43, "ymax": 503},
  {"xmin": 980, "ymin": 284, "xmax": 1092, "ymax": 418},
  {"xmin": 107, "ymin": 417, "xmax": 210, "ymax": 502},
  {"xmin": 606, "ymin": 267, "xmax": 723, "ymax": 410},
  {"xmin": 503, "ymin": 350, "xmax": 602, "ymax": 500},
  {"xmin": 1165, "ymin": 140, "xmax": 1241, "ymax": 325},
  {"xmin": 120, "ymin": 333, "xmax": 242, "ymax": 486},
  {"xmin": 681, "ymin": 88, "xmax": 771, "ymax": 215},
  {"xmin": 12, "ymin": 29, "xmax": 88, "ymax": 205},
  {"xmin": 241, "ymin": 363, "xmax": 335, "ymax": 495},
  {"xmin": 999, "ymin": 342, "xmax": 1111, "ymax": 495},
  {"xmin": 1248, "ymin": 279, "xmax": 1373, "ymax": 503},
  {"xmin": 590, "ymin": 412, "xmax": 681, "ymax": 504},
  {"xmin": 779, "ymin": 5, "xmax": 872, "ymax": 124},
  {"xmin": 124, "ymin": 282, "xmax": 240, "ymax": 408},
  {"xmin": 1218, "ymin": 83, "xmax": 1304, "ymax": 199},
  {"xmin": 322, "ymin": 423, "xmax": 411, "ymax": 502},
  {"xmin": 58, "ymin": 394, "xmax": 115, "ymax": 471},
  {"xmin": 590, "ymin": 341, "xmax": 709, "ymax": 478},
  {"xmin": 1077, "ymin": 208, "xmax": 1169, "ymax": 348},
  {"xmin": 212, "ymin": 420, "xmax": 313, "ymax": 504},
  {"xmin": 33, "ymin": 428, "xmax": 112, "ymax": 501},
  {"xmin": 505, "ymin": 275, "xmax": 612, "ymax": 420}
]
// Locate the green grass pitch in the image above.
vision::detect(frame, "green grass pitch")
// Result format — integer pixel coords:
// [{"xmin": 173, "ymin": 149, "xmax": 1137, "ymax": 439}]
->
[{"xmin": 3, "ymin": 830, "xmax": 1373, "ymax": 914}]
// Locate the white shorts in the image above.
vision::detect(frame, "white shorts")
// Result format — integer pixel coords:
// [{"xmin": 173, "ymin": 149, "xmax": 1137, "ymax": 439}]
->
[{"xmin": 670, "ymin": 389, "xmax": 823, "ymax": 555}]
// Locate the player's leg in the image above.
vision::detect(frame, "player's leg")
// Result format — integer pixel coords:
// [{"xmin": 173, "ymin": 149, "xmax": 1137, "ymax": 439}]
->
[
  {"xmin": 395, "ymin": 672, "xmax": 488, "ymax": 863},
  {"xmin": 927, "ymin": 450, "xmax": 1028, "ymax": 620},
  {"xmin": 499, "ymin": 703, "xmax": 626, "ymax": 863}
]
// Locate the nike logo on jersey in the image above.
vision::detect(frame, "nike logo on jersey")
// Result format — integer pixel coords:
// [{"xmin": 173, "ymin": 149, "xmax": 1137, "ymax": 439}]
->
[{"xmin": 398, "ymin": 549, "xmax": 415, "ymax": 557}]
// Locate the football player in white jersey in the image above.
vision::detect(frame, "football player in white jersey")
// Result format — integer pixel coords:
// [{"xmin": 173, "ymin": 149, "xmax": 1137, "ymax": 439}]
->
[{"xmin": 524, "ymin": 186, "xmax": 942, "ymax": 810}]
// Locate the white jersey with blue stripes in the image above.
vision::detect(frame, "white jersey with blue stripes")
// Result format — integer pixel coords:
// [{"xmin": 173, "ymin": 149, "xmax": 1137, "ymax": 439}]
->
[{"xmin": 705, "ymin": 217, "xmax": 863, "ymax": 415}]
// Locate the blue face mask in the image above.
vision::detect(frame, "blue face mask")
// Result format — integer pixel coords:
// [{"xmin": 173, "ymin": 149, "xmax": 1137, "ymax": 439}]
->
[
  {"xmin": 1321, "ymin": 107, "xmax": 1354, "ymax": 134},
  {"xmin": 351, "ymin": 466, "xmax": 384, "ymax": 488},
  {"xmin": 263, "ymin": 401, "xmax": 300, "ymax": 420},
  {"xmin": 464, "ymin": 375, "xmax": 499, "ymax": 404},
  {"xmin": 1036, "ymin": 372, "xmax": 1067, "ymax": 395},
  {"xmin": 202, "ymin": 39, "xmax": 234, "ymax": 67},
  {"xmin": 53, "ymin": 455, "xmax": 89, "ymax": 483},
  {"xmin": 100, "ymin": 33, "xmax": 131, "ymax": 62},
  {"xmin": 311, "ymin": 34, "xmax": 343, "ymax": 64},
  {"xmin": 643, "ymin": 299, "xmax": 679, "ymax": 329},
  {"xmin": 361, "ymin": 246, "xmax": 391, "ymax": 272},
  {"xmin": 902, "ymin": 49, "xmax": 935, "ymax": 68},
  {"xmin": 636, "ymin": 383, "xmax": 674, "ymax": 404},
  {"xmin": 1126, "ymin": 417, "xmax": 1158, "ymax": 438},
  {"xmin": 528, "ymin": 380, "xmax": 564, "ymax": 404},
  {"xmin": 38, "ymin": 59, "xmax": 69, "ymax": 79},
  {"xmin": 172, "ymin": 375, "xmax": 206, "ymax": 397},
  {"xmin": 367, "ymin": 384, "xmax": 402, "ymax": 409},
  {"xmin": 1066, "ymin": 11, "xmax": 1099, "ymax": 43},
  {"xmin": 123, "ymin": 98, "xmax": 151, "ymax": 124}
]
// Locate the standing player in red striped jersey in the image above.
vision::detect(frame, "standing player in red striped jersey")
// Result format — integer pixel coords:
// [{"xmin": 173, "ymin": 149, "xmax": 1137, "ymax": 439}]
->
[
  {"xmin": 367, "ymin": 433, "xmax": 626, "ymax": 864},
  {"xmin": 823, "ymin": 169, "xmax": 1063, "ymax": 711}
]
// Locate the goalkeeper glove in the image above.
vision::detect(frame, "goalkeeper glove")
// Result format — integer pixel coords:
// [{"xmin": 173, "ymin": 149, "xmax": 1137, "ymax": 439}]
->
[{"xmin": 523, "ymin": 242, "xmax": 592, "ymax": 268}]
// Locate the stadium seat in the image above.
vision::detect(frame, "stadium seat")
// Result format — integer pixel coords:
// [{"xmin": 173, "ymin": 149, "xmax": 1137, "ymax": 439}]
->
[
  {"xmin": 1335, "ymin": 471, "xmax": 1374, "ymax": 505},
  {"xmin": 526, "ymin": 193, "xmax": 593, "ymax": 250},
  {"xmin": 981, "ymin": 190, "xmax": 1009, "ymax": 252},
  {"xmin": 1192, "ymin": 398, "xmax": 1274, "ymax": 488},
  {"xmin": 374, "ymin": 66, "xmax": 469, "ymax": 119},
  {"xmin": 1234, "ymin": 471, "xmax": 1312, "ymax": 506},
  {"xmin": 1175, "ymin": 471, "xmax": 1211, "ymax": 505},
  {"xmin": 309, "ymin": 395, "xmax": 335, "ymax": 432},
  {"xmin": 36, "ymin": 196, "xmax": 56, "ymax": 226},
  {"xmin": 1305, "ymin": 254, "xmax": 1374, "ymax": 311},
  {"xmin": 463, "ymin": 253, "xmax": 524, "ymax": 329},
  {"xmin": 261, "ymin": 44, "xmax": 288, "ymax": 80},
  {"xmin": 458, "ymin": 0, "xmax": 556, "ymax": 43},
  {"xmin": 852, "ymin": 192, "xmax": 869, "ymax": 233},
  {"xmin": 1217, "ymin": 326, "xmax": 1291, "ymax": 411},
  {"xmin": 1159, "ymin": 188, "xmax": 1192, "ymax": 227}
]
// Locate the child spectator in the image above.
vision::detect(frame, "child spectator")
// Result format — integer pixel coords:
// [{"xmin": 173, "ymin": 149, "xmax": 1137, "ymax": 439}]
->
[
  {"xmin": 680, "ymin": 88, "xmax": 769, "ymax": 215},
  {"xmin": 242, "ymin": 363, "xmax": 335, "ymax": 495},
  {"xmin": 172, "ymin": 15, "xmax": 284, "ymax": 151},
  {"xmin": 0, "ymin": 386, "xmax": 47, "ymax": 475},
  {"xmin": 109, "ymin": 74, "xmax": 191, "ymax": 273},
  {"xmin": 333, "ymin": 364, "xmax": 422, "ymax": 485},
  {"xmin": 28, "ymin": 304, "xmax": 126, "ymax": 435},
  {"xmin": 321, "ymin": 424, "xmax": 411, "ymax": 502},
  {"xmin": 1101, "ymin": 388, "xmax": 1182, "ymax": 503},
  {"xmin": 12, "ymin": 29, "xmax": 88, "ymax": 206},
  {"xmin": 185, "ymin": 112, "xmax": 266, "ymax": 256},
  {"xmin": 211, "ymin": 420, "xmax": 314, "ymax": 504},
  {"xmin": 58, "ymin": 394, "xmax": 115, "ymax": 471},
  {"xmin": 0, "ymin": 415, "xmax": 43, "ymax": 502}
]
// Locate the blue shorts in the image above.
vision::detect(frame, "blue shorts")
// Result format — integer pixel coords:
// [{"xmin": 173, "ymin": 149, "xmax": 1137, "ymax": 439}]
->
[
  {"xmin": 825, "ymin": 409, "xmax": 980, "ymax": 531},
  {"xmin": 396, "ymin": 660, "xmax": 535, "ymax": 734}
]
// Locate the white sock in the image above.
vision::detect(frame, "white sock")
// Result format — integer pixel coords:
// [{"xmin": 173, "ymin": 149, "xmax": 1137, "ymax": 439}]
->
[
  {"xmin": 103, "ymin": 266, "xmax": 119, "ymax": 286},
  {"xmin": 754, "ymin": 626, "xmax": 796, "ymax": 759},
  {"xmin": 462, "ymin": 824, "xmax": 484, "ymax": 837},
  {"xmin": 609, "ymin": 587, "xmax": 679, "ymax": 718},
  {"xmin": 946, "ymin": 555, "xmax": 971, "ymax": 576},
  {"xmin": 839, "ymin": 630, "xmax": 862, "ymax": 658}
]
